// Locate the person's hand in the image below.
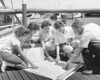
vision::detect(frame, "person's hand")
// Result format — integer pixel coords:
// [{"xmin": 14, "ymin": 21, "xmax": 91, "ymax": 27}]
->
[
  {"xmin": 31, "ymin": 64, "xmax": 38, "ymax": 69},
  {"xmin": 62, "ymin": 62, "xmax": 69, "ymax": 70},
  {"xmin": 48, "ymin": 56, "xmax": 54, "ymax": 62},
  {"xmin": 54, "ymin": 58, "xmax": 61, "ymax": 63},
  {"xmin": 31, "ymin": 44, "xmax": 35, "ymax": 48}
]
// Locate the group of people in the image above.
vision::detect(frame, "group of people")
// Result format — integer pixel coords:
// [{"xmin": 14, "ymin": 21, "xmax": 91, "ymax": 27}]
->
[{"xmin": 0, "ymin": 14, "xmax": 100, "ymax": 75}]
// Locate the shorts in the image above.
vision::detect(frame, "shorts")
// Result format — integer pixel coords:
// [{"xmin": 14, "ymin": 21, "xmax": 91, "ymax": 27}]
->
[
  {"xmin": 48, "ymin": 50, "xmax": 69, "ymax": 61},
  {"xmin": 0, "ymin": 51, "xmax": 23, "ymax": 64}
]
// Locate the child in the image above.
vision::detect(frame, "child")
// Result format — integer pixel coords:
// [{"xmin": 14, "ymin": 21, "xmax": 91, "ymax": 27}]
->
[
  {"xmin": 40, "ymin": 20, "xmax": 56, "ymax": 62},
  {"xmin": 0, "ymin": 26, "xmax": 38, "ymax": 72},
  {"xmin": 21, "ymin": 22, "xmax": 41, "ymax": 49},
  {"xmin": 54, "ymin": 21, "xmax": 74, "ymax": 62}
]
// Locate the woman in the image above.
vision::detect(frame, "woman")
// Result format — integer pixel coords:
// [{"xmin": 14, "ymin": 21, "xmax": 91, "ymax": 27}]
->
[
  {"xmin": 0, "ymin": 26, "xmax": 38, "ymax": 72},
  {"xmin": 63, "ymin": 20, "xmax": 100, "ymax": 74},
  {"xmin": 21, "ymin": 22, "xmax": 41, "ymax": 49}
]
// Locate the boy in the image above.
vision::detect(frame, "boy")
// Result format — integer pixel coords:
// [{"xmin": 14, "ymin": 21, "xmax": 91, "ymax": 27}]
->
[{"xmin": 54, "ymin": 21, "xmax": 74, "ymax": 62}]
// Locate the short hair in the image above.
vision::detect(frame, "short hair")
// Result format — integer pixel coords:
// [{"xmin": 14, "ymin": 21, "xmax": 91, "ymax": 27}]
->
[
  {"xmin": 41, "ymin": 20, "xmax": 51, "ymax": 28},
  {"xmin": 61, "ymin": 14, "xmax": 67, "ymax": 19},
  {"xmin": 28, "ymin": 22, "xmax": 39, "ymax": 31},
  {"xmin": 54, "ymin": 21, "xmax": 64, "ymax": 29},
  {"xmin": 15, "ymin": 26, "xmax": 29, "ymax": 38},
  {"xmin": 50, "ymin": 15, "xmax": 57, "ymax": 20},
  {"xmin": 72, "ymin": 20, "xmax": 84, "ymax": 28}
]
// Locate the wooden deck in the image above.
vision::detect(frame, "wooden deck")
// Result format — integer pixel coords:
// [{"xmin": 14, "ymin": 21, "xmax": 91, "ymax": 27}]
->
[
  {"xmin": 0, "ymin": 18, "xmax": 100, "ymax": 80},
  {"xmin": 0, "ymin": 55, "xmax": 100, "ymax": 80}
]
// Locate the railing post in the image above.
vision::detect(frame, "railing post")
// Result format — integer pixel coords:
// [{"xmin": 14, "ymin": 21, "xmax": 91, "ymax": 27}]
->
[{"xmin": 22, "ymin": 0, "xmax": 27, "ymax": 27}]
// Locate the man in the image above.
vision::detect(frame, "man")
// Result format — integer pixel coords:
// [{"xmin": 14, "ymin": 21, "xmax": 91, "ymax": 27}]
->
[{"xmin": 63, "ymin": 20, "xmax": 100, "ymax": 74}]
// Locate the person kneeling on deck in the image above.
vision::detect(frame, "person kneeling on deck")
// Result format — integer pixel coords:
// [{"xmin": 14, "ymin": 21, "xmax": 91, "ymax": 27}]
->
[
  {"xmin": 40, "ymin": 20, "xmax": 56, "ymax": 62},
  {"xmin": 63, "ymin": 20, "xmax": 100, "ymax": 74},
  {"xmin": 0, "ymin": 26, "xmax": 38, "ymax": 72},
  {"xmin": 21, "ymin": 22, "xmax": 41, "ymax": 49},
  {"xmin": 54, "ymin": 21, "xmax": 74, "ymax": 63}
]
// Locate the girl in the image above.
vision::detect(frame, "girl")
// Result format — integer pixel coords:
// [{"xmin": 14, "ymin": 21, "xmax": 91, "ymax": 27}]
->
[
  {"xmin": 0, "ymin": 26, "xmax": 38, "ymax": 72},
  {"xmin": 54, "ymin": 21, "xmax": 74, "ymax": 62}
]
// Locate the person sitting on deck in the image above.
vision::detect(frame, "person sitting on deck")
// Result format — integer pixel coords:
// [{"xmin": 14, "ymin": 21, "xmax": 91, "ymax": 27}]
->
[
  {"xmin": 54, "ymin": 21, "xmax": 74, "ymax": 63},
  {"xmin": 0, "ymin": 26, "xmax": 38, "ymax": 72},
  {"xmin": 40, "ymin": 20, "xmax": 56, "ymax": 62},
  {"xmin": 21, "ymin": 22, "xmax": 41, "ymax": 49},
  {"xmin": 62, "ymin": 20, "xmax": 100, "ymax": 74}
]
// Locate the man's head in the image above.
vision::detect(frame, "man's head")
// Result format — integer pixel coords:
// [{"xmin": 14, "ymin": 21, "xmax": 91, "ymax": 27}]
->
[{"xmin": 72, "ymin": 20, "xmax": 84, "ymax": 35}]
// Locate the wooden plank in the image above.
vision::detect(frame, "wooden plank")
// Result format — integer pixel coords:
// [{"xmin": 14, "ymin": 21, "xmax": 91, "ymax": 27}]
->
[
  {"xmin": 24, "ymin": 71, "xmax": 38, "ymax": 80},
  {"xmin": 95, "ymin": 75, "xmax": 100, "ymax": 79},
  {"xmin": 0, "ymin": 73, "xmax": 3, "ymax": 80},
  {"xmin": 42, "ymin": 77, "xmax": 52, "ymax": 80},
  {"xmin": 33, "ymin": 74, "xmax": 45, "ymax": 80},
  {"xmin": 1, "ymin": 72, "xmax": 10, "ymax": 80},
  {"xmin": 88, "ymin": 75, "xmax": 100, "ymax": 80},
  {"xmin": 77, "ymin": 72, "xmax": 93, "ymax": 80},
  {"xmin": 73, "ymin": 72, "xmax": 88, "ymax": 80},
  {"xmin": 67, "ymin": 74, "xmax": 80, "ymax": 80},
  {"xmin": 6, "ymin": 71, "xmax": 17, "ymax": 80},
  {"xmin": 25, "ymin": 70, "xmax": 52, "ymax": 80},
  {"xmin": 18, "ymin": 70, "xmax": 31, "ymax": 80},
  {"xmin": 12, "ymin": 71, "xmax": 23, "ymax": 80}
]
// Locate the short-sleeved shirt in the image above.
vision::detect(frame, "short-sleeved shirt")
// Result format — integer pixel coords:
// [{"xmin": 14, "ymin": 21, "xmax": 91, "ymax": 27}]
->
[
  {"xmin": 0, "ymin": 34, "xmax": 20, "ymax": 54},
  {"xmin": 31, "ymin": 30, "xmax": 40, "ymax": 42},
  {"xmin": 40, "ymin": 26, "xmax": 55, "ymax": 43},
  {"xmin": 54, "ymin": 27, "xmax": 75, "ymax": 46},
  {"xmin": 78, "ymin": 23, "xmax": 100, "ymax": 48}
]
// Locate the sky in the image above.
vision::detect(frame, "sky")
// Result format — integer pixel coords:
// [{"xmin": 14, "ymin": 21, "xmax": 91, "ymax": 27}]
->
[{"xmin": 2, "ymin": 0, "xmax": 100, "ymax": 10}]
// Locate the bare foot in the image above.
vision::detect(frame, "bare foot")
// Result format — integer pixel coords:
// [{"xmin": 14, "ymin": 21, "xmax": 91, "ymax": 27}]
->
[
  {"xmin": 31, "ymin": 64, "xmax": 38, "ymax": 69},
  {"xmin": 1, "ymin": 61, "xmax": 6, "ymax": 72}
]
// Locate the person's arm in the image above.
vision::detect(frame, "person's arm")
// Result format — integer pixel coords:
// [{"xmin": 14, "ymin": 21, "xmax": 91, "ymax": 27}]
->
[
  {"xmin": 15, "ymin": 45, "xmax": 38, "ymax": 69},
  {"xmin": 56, "ymin": 45, "xmax": 60, "ymax": 61},
  {"xmin": 63, "ymin": 47, "xmax": 84, "ymax": 69},
  {"xmin": 41, "ymin": 40, "xmax": 49, "ymax": 57}
]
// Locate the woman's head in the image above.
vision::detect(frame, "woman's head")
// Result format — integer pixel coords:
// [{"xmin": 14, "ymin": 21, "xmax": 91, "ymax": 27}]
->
[
  {"xmin": 54, "ymin": 21, "xmax": 65, "ymax": 33},
  {"xmin": 28, "ymin": 22, "xmax": 39, "ymax": 33},
  {"xmin": 41, "ymin": 20, "xmax": 51, "ymax": 33},
  {"xmin": 15, "ymin": 25, "xmax": 29, "ymax": 38},
  {"xmin": 71, "ymin": 20, "xmax": 84, "ymax": 35}
]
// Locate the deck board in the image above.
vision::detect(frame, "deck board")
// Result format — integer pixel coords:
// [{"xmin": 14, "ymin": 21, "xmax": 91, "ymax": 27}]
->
[
  {"xmin": 6, "ymin": 71, "xmax": 17, "ymax": 80},
  {"xmin": 33, "ymin": 74, "xmax": 46, "ymax": 80},
  {"xmin": 24, "ymin": 71, "xmax": 38, "ymax": 80},
  {"xmin": 0, "ymin": 72, "xmax": 2, "ymax": 80},
  {"xmin": 42, "ymin": 77, "xmax": 52, "ymax": 80},
  {"xmin": 12, "ymin": 71, "xmax": 23, "ymax": 80},
  {"xmin": 0, "ymin": 55, "xmax": 100, "ymax": 80},
  {"xmin": 18, "ymin": 70, "xmax": 31, "ymax": 80},
  {"xmin": 95, "ymin": 75, "xmax": 100, "ymax": 79},
  {"xmin": 1, "ymin": 72, "xmax": 10, "ymax": 80}
]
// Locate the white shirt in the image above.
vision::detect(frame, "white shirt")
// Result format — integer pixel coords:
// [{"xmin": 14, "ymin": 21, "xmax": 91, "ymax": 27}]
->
[
  {"xmin": 0, "ymin": 34, "xmax": 20, "ymax": 53},
  {"xmin": 54, "ymin": 26, "xmax": 75, "ymax": 45},
  {"xmin": 78, "ymin": 23, "xmax": 100, "ymax": 48},
  {"xmin": 64, "ymin": 26, "xmax": 75, "ymax": 40}
]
